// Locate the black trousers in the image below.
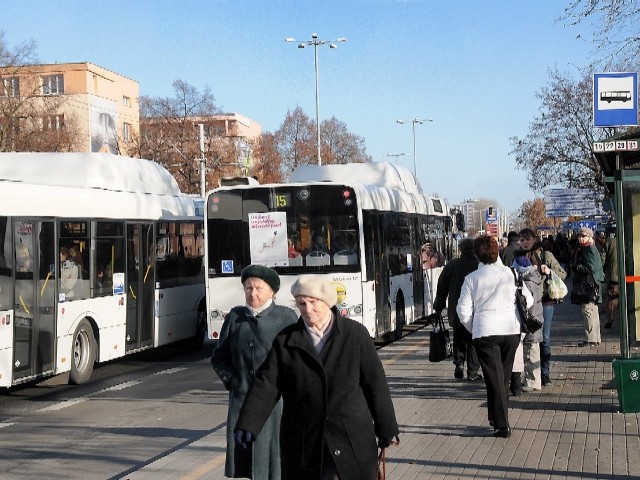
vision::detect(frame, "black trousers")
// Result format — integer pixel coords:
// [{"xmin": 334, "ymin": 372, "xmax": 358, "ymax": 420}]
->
[
  {"xmin": 473, "ymin": 334, "xmax": 520, "ymax": 429},
  {"xmin": 453, "ymin": 324, "xmax": 480, "ymax": 374}
]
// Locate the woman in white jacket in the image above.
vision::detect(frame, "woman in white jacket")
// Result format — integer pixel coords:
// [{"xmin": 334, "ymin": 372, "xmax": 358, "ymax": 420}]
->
[{"xmin": 457, "ymin": 235, "xmax": 533, "ymax": 438}]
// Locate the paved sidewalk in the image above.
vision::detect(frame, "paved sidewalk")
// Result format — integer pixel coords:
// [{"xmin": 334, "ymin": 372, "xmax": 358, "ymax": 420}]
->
[{"xmin": 124, "ymin": 299, "xmax": 640, "ymax": 480}]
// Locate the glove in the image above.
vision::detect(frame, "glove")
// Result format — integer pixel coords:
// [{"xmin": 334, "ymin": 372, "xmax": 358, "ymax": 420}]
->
[
  {"xmin": 377, "ymin": 435, "xmax": 399, "ymax": 449},
  {"xmin": 234, "ymin": 429, "xmax": 255, "ymax": 450}
]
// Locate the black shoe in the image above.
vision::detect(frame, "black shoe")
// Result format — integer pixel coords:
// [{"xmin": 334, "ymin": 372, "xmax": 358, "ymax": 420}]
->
[
  {"xmin": 578, "ymin": 341, "xmax": 599, "ymax": 347},
  {"xmin": 467, "ymin": 372, "xmax": 483, "ymax": 382},
  {"xmin": 541, "ymin": 374, "xmax": 552, "ymax": 386},
  {"xmin": 493, "ymin": 427, "xmax": 512, "ymax": 438},
  {"xmin": 454, "ymin": 365, "xmax": 464, "ymax": 379}
]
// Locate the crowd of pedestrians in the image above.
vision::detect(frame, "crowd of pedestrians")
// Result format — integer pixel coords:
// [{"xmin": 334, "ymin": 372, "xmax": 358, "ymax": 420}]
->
[{"xmin": 209, "ymin": 227, "xmax": 611, "ymax": 479}]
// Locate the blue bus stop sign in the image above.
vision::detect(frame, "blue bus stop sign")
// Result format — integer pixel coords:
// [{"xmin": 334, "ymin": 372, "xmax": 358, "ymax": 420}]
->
[{"xmin": 593, "ymin": 72, "xmax": 638, "ymax": 127}]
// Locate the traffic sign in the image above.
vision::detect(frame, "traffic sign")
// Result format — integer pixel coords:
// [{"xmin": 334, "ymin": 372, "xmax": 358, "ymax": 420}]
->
[{"xmin": 593, "ymin": 72, "xmax": 638, "ymax": 127}]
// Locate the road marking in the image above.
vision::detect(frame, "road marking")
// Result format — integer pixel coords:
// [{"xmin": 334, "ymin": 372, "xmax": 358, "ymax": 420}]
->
[
  {"xmin": 36, "ymin": 380, "xmax": 142, "ymax": 413},
  {"xmin": 0, "ymin": 422, "xmax": 15, "ymax": 428},
  {"xmin": 179, "ymin": 454, "xmax": 226, "ymax": 480},
  {"xmin": 38, "ymin": 398, "xmax": 86, "ymax": 412},
  {"xmin": 154, "ymin": 367, "xmax": 187, "ymax": 375},
  {"xmin": 382, "ymin": 338, "xmax": 429, "ymax": 366},
  {"xmin": 102, "ymin": 380, "xmax": 143, "ymax": 391}
]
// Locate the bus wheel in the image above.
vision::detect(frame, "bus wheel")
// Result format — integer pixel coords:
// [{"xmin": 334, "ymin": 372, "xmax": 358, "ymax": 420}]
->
[
  {"xmin": 69, "ymin": 319, "xmax": 96, "ymax": 385},
  {"xmin": 189, "ymin": 308, "xmax": 207, "ymax": 351},
  {"xmin": 394, "ymin": 298, "xmax": 405, "ymax": 341}
]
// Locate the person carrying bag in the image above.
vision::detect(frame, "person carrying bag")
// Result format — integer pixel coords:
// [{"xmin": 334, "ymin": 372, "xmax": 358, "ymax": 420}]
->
[{"xmin": 429, "ymin": 312, "xmax": 453, "ymax": 362}]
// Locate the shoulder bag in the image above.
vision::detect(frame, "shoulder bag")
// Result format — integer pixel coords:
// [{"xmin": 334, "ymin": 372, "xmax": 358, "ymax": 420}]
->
[
  {"xmin": 571, "ymin": 272, "xmax": 599, "ymax": 304},
  {"xmin": 429, "ymin": 313, "xmax": 452, "ymax": 362},
  {"xmin": 511, "ymin": 269, "xmax": 543, "ymax": 334}
]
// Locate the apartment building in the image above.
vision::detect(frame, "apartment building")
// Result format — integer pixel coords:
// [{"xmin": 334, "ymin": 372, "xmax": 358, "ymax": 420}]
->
[{"xmin": 0, "ymin": 62, "xmax": 139, "ymax": 155}]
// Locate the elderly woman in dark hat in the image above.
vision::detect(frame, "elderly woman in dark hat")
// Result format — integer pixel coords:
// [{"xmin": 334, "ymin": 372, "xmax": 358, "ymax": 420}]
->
[
  {"xmin": 211, "ymin": 265, "xmax": 297, "ymax": 480},
  {"xmin": 234, "ymin": 275, "xmax": 399, "ymax": 480}
]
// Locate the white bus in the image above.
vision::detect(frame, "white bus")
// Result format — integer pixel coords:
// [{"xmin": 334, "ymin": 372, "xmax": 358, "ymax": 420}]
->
[
  {"xmin": 0, "ymin": 152, "xmax": 206, "ymax": 387},
  {"xmin": 205, "ymin": 162, "xmax": 452, "ymax": 341}
]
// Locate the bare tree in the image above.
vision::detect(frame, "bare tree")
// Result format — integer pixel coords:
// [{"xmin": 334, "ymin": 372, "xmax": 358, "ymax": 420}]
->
[
  {"xmin": 252, "ymin": 132, "xmax": 285, "ymax": 184},
  {"xmin": 137, "ymin": 79, "xmax": 222, "ymax": 193},
  {"xmin": 562, "ymin": 0, "xmax": 640, "ymax": 66},
  {"xmin": 276, "ymin": 106, "xmax": 316, "ymax": 177},
  {"xmin": 0, "ymin": 31, "xmax": 83, "ymax": 152},
  {"xmin": 518, "ymin": 198, "xmax": 555, "ymax": 231},
  {"xmin": 321, "ymin": 116, "xmax": 371, "ymax": 164},
  {"xmin": 509, "ymin": 67, "xmax": 622, "ymax": 194},
  {"xmin": 272, "ymin": 106, "xmax": 371, "ymax": 179}
]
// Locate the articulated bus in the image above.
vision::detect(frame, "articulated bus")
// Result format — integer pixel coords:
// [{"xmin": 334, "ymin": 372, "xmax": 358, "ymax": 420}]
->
[
  {"xmin": 205, "ymin": 162, "xmax": 452, "ymax": 341},
  {"xmin": 0, "ymin": 153, "xmax": 206, "ymax": 387}
]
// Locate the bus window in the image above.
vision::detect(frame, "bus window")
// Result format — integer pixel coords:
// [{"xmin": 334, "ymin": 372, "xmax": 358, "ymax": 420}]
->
[
  {"xmin": 93, "ymin": 221, "xmax": 125, "ymax": 297},
  {"xmin": 59, "ymin": 221, "xmax": 90, "ymax": 300}
]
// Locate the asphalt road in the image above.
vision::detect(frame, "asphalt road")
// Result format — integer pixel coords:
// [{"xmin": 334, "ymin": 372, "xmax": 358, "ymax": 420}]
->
[{"xmin": 0, "ymin": 340, "xmax": 227, "ymax": 480}]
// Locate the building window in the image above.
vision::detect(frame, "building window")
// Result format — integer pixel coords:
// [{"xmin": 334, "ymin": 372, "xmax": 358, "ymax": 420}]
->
[
  {"xmin": 42, "ymin": 74, "xmax": 64, "ymax": 95},
  {"xmin": 43, "ymin": 114, "xmax": 65, "ymax": 130},
  {"xmin": 122, "ymin": 95, "xmax": 131, "ymax": 107},
  {"xmin": 123, "ymin": 122, "xmax": 131, "ymax": 141},
  {"xmin": 1, "ymin": 77, "xmax": 20, "ymax": 97}
]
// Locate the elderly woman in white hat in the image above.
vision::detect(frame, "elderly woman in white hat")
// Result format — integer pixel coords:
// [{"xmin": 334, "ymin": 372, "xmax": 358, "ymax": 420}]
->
[
  {"xmin": 211, "ymin": 265, "xmax": 297, "ymax": 480},
  {"xmin": 234, "ymin": 275, "xmax": 399, "ymax": 480}
]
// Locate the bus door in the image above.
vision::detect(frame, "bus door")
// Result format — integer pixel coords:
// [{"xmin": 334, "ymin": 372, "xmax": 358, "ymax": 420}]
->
[
  {"xmin": 373, "ymin": 214, "xmax": 391, "ymax": 334},
  {"xmin": 125, "ymin": 223, "xmax": 154, "ymax": 351},
  {"xmin": 12, "ymin": 219, "xmax": 56, "ymax": 383}
]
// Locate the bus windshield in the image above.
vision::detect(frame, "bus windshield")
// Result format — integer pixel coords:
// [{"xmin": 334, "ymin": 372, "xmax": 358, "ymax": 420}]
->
[{"xmin": 207, "ymin": 184, "xmax": 360, "ymax": 275}]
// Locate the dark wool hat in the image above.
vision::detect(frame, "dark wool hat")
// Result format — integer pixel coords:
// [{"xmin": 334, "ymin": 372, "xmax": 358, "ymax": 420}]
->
[{"xmin": 241, "ymin": 265, "xmax": 280, "ymax": 292}]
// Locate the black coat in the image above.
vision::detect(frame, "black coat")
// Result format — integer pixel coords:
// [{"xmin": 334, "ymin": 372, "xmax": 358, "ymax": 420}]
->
[
  {"xmin": 236, "ymin": 310, "xmax": 399, "ymax": 480},
  {"xmin": 211, "ymin": 302, "xmax": 298, "ymax": 479},
  {"xmin": 433, "ymin": 251, "xmax": 478, "ymax": 327}
]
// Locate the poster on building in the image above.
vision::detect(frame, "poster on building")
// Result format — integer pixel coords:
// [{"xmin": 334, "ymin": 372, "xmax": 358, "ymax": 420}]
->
[
  {"xmin": 248, "ymin": 212, "xmax": 289, "ymax": 267},
  {"xmin": 90, "ymin": 97, "xmax": 118, "ymax": 154}
]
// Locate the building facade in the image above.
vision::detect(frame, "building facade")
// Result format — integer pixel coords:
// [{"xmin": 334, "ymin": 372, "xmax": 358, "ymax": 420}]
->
[{"xmin": 0, "ymin": 62, "xmax": 139, "ymax": 155}]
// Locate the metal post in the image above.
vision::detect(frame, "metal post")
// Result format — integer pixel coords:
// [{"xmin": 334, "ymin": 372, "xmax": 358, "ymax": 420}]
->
[
  {"xmin": 412, "ymin": 120, "xmax": 417, "ymax": 178},
  {"xmin": 285, "ymin": 34, "xmax": 346, "ymax": 168},
  {"xmin": 198, "ymin": 123, "xmax": 206, "ymax": 198},
  {"xmin": 314, "ymin": 43, "xmax": 321, "ymax": 165},
  {"xmin": 614, "ymin": 152, "xmax": 629, "ymax": 358}
]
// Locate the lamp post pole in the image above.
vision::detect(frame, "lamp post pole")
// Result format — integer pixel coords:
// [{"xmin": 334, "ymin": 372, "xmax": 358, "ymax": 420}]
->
[
  {"xmin": 386, "ymin": 152, "xmax": 407, "ymax": 165},
  {"xmin": 286, "ymin": 33, "xmax": 347, "ymax": 166},
  {"xmin": 396, "ymin": 117, "xmax": 433, "ymax": 178}
]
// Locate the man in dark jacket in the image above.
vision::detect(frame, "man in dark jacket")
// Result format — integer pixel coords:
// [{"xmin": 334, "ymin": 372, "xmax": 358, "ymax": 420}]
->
[
  {"xmin": 433, "ymin": 237, "xmax": 481, "ymax": 381},
  {"xmin": 234, "ymin": 275, "xmax": 399, "ymax": 480},
  {"xmin": 500, "ymin": 231, "xmax": 520, "ymax": 268}
]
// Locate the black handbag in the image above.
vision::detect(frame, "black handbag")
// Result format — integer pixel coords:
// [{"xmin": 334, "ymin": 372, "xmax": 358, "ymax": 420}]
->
[
  {"xmin": 511, "ymin": 269, "xmax": 543, "ymax": 334},
  {"xmin": 571, "ymin": 272, "xmax": 600, "ymax": 304},
  {"xmin": 429, "ymin": 313, "xmax": 452, "ymax": 362}
]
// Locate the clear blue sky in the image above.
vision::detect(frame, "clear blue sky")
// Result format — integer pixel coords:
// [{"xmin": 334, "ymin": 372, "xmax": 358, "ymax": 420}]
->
[{"xmin": 3, "ymin": 0, "xmax": 596, "ymax": 213}]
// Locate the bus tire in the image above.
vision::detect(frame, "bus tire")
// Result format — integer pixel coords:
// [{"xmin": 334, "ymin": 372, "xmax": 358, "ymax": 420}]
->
[
  {"xmin": 394, "ymin": 297, "xmax": 405, "ymax": 341},
  {"xmin": 69, "ymin": 319, "xmax": 96, "ymax": 385},
  {"xmin": 188, "ymin": 307, "xmax": 207, "ymax": 351}
]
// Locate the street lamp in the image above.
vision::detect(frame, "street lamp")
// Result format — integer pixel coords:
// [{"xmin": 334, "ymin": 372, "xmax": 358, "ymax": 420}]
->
[
  {"xmin": 396, "ymin": 117, "xmax": 433, "ymax": 178},
  {"xmin": 386, "ymin": 152, "xmax": 407, "ymax": 165},
  {"xmin": 286, "ymin": 33, "xmax": 347, "ymax": 166}
]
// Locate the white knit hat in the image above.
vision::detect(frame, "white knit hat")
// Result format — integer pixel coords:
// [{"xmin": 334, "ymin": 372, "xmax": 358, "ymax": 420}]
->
[{"xmin": 291, "ymin": 275, "xmax": 338, "ymax": 308}]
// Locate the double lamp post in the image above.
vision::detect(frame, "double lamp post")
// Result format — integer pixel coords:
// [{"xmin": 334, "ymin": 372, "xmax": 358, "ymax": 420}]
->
[{"xmin": 286, "ymin": 33, "xmax": 347, "ymax": 166}]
